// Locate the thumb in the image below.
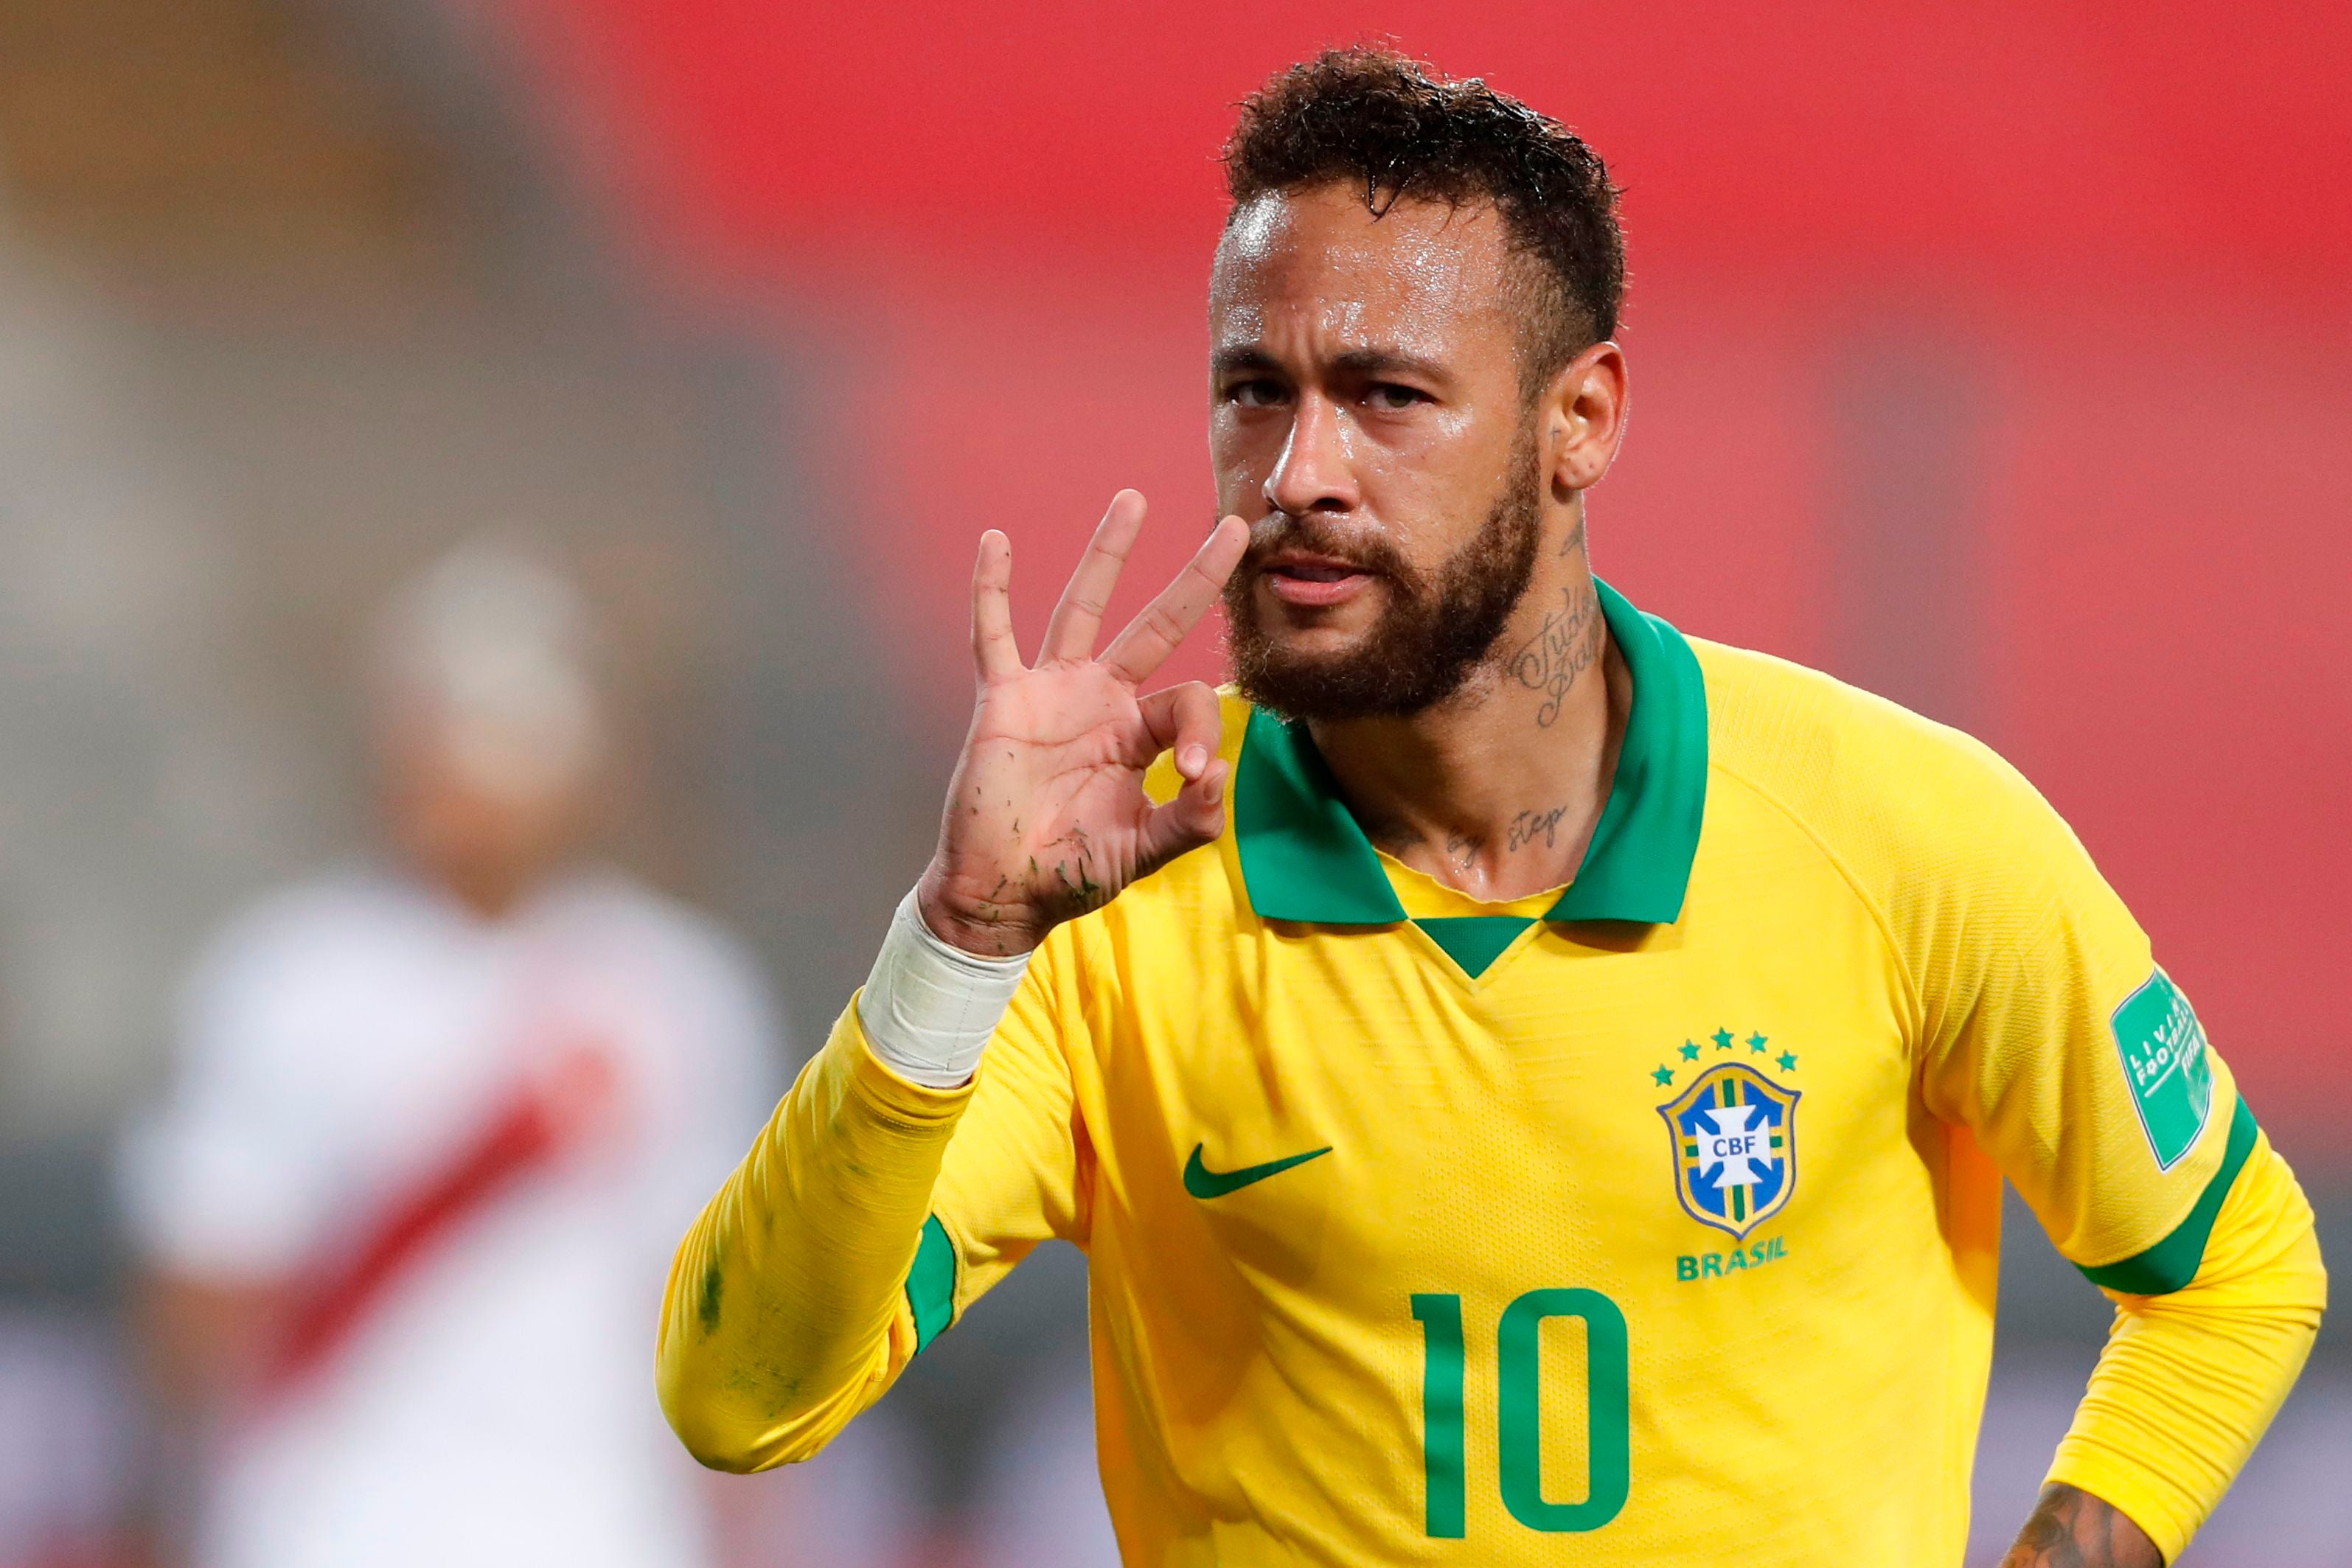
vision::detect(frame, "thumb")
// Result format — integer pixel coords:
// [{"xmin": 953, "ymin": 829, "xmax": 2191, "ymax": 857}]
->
[{"xmin": 1132, "ymin": 759, "xmax": 1229, "ymax": 879}]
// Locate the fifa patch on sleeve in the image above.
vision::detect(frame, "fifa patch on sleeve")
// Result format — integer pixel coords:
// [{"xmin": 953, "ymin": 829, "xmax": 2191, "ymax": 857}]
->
[{"xmin": 2111, "ymin": 967, "xmax": 2216, "ymax": 1171}]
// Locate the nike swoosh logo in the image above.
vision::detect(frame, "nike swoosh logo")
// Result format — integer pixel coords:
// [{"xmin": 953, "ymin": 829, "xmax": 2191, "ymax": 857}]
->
[{"xmin": 1183, "ymin": 1142, "xmax": 1332, "ymax": 1199}]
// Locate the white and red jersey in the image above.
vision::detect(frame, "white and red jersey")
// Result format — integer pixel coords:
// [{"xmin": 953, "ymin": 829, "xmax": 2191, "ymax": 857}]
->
[{"xmin": 120, "ymin": 867, "xmax": 782, "ymax": 1568}]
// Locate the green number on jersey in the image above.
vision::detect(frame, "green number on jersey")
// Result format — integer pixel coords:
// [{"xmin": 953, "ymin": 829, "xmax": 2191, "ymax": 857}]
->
[
  {"xmin": 1413, "ymin": 1289, "xmax": 1632, "ymax": 1538},
  {"xmin": 1410, "ymin": 1295, "xmax": 1467, "ymax": 1537},
  {"xmin": 1497, "ymin": 1289, "xmax": 1630, "ymax": 1530}
]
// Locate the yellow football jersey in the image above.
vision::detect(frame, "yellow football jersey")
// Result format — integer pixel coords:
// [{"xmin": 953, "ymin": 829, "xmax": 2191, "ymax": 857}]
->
[{"xmin": 660, "ymin": 581, "xmax": 2321, "ymax": 1565}]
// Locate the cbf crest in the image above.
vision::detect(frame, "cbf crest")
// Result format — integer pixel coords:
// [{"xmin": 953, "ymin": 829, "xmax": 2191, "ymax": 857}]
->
[{"xmin": 1658, "ymin": 1064, "xmax": 1800, "ymax": 1241}]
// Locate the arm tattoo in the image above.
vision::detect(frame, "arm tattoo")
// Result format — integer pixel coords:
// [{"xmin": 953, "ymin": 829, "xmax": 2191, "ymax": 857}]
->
[{"xmin": 1999, "ymin": 1485, "xmax": 2163, "ymax": 1568}]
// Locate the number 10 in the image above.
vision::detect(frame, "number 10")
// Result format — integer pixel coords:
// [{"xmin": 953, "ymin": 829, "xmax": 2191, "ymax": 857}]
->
[{"xmin": 1410, "ymin": 1290, "xmax": 1630, "ymax": 1538}]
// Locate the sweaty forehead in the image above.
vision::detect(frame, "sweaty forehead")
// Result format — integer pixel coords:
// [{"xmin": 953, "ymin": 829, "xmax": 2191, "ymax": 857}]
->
[{"xmin": 1209, "ymin": 184, "xmax": 1519, "ymax": 352}]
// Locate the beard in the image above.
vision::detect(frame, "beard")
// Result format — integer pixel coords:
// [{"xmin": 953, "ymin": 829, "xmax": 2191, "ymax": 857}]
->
[{"xmin": 1224, "ymin": 428, "xmax": 1545, "ymax": 722}]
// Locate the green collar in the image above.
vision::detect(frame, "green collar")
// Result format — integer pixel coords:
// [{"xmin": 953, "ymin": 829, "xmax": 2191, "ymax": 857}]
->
[{"xmin": 1232, "ymin": 578, "xmax": 1708, "ymax": 927}]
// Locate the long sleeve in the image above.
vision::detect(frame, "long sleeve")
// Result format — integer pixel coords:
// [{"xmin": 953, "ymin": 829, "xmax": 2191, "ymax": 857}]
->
[
  {"xmin": 1893, "ymin": 727, "xmax": 2325, "ymax": 1561},
  {"xmin": 2047, "ymin": 1126, "xmax": 2325, "ymax": 1560},
  {"xmin": 656, "ymin": 924, "xmax": 1093, "ymax": 1471}
]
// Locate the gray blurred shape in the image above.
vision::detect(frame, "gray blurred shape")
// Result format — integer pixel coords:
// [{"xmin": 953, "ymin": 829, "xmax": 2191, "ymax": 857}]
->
[{"xmin": 1821, "ymin": 328, "xmax": 1985, "ymax": 735}]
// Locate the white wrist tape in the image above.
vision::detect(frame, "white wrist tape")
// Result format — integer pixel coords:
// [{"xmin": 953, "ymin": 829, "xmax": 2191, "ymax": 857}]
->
[{"xmin": 857, "ymin": 888, "xmax": 1031, "ymax": 1088}]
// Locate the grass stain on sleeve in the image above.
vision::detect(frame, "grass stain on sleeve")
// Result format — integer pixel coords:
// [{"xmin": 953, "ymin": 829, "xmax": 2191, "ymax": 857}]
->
[{"xmin": 697, "ymin": 1259, "xmax": 726, "ymax": 1334}]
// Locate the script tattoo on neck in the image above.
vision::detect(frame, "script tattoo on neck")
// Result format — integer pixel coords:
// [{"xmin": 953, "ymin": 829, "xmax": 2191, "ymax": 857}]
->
[
  {"xmin": 1507, "ymin": 582, "xmax": 1603, "ymax": 728},
  {"xmin": 1443, "ymin": 831, "xmax": 1481, "ymax": 873},
  {"xmin": 1506, "ymin": 804, "xmax": 1573, "ymax": 854}
]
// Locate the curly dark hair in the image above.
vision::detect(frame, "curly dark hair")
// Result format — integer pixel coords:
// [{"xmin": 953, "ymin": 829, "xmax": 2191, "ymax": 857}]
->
[{"xmin": 1223, "ymin": 47, "xmax": 1625, "ymax": 390}]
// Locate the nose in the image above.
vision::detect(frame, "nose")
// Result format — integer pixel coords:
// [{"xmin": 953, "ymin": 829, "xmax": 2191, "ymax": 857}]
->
[{"xmin": 1262, "ymin": 394, "xmax": 1358, "ymax": 517}]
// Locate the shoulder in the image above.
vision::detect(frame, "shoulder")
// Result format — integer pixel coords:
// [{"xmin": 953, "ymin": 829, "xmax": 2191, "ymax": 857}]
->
[
  {"xmin": 187, "ymin": 869, "xmax": 441, "ymax": 1003},
  {"xmin": 1692, "ymin": 638, "xmax": 2096, "ymax": 908},
  {"xmin": 170, "ymin": 869, "xmax": 450, "ymax": 1085},
  {"xmin": 543, "ymin": 868, "xmax": 777, "ymax": 1014}
]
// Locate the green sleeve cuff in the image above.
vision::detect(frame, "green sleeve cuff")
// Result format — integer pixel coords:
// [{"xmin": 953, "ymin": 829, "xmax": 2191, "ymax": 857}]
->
[{"xmin": 2076, "ymin": 1095, "xmax": 2257, "ymax": 1296}]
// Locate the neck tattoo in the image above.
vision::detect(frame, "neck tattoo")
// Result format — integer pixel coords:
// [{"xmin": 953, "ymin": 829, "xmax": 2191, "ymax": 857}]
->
[{"xmin": 1506, "ymin": 582, "xmax": 1604, "ymax": 728}]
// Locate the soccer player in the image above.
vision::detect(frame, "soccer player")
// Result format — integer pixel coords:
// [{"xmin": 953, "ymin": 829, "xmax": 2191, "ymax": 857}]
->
[
  {"xmin": 658, "ymin": 49, "xmax": 2323, "ymax": 1566},
  {"xmin": 125, "ymin": 544, "xmax": 781, "ymax": 1568}
]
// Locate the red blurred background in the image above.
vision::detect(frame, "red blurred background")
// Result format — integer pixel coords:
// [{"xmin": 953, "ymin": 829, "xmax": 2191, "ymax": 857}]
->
[{"xmin": 481, "ymin": 0, "xmax": 2352, "ymax": 1127}]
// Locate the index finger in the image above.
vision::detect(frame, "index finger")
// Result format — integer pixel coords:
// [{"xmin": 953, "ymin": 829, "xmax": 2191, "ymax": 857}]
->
[{"xmin": 1099, "ymin": 515, "xmax": 1250, "ymax": 686}]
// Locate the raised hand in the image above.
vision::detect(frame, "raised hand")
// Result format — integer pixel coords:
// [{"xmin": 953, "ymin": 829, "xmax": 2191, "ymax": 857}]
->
[{"xmin": 916, "ymin": 491, "xmax": 1250, "ymax": 956}]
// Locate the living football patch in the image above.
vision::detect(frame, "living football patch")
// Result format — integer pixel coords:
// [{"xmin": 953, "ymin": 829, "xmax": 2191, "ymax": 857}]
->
[{"xmin": 2111, "ymin": 967, "xmax": 2215, "ymax": 1171}]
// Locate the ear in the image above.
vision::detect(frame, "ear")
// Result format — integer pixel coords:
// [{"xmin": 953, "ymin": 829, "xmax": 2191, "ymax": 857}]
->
[{"xmin": 1540, "ymin": 341, "xmax": 1629, "ymax": 495}]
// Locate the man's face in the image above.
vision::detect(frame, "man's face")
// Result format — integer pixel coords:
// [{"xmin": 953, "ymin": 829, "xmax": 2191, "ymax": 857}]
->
[
  {"xmin": 1209, "ymin": 183, "xmax": 1546, "ymax": 720},
  {"xmin": 379, "ymin": 699, "xmax": 594, "ymax": 917}
]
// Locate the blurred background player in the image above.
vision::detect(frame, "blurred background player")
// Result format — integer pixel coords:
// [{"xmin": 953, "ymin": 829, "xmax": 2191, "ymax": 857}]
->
[{"xmin": 117, "ymin": 542, "xmax": 784, "ymax": 1568}]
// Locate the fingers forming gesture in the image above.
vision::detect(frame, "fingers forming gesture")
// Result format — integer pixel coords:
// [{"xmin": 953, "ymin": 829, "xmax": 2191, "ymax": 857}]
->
[{"xmin": 921, "ymin": 492, "xmax": 1251, "ymax": 955}]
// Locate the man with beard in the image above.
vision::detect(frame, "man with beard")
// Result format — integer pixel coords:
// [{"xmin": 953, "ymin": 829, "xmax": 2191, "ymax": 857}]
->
[{"xmin": 658, "ymin": 49, "xmax": 2322, "ymax": 1568}]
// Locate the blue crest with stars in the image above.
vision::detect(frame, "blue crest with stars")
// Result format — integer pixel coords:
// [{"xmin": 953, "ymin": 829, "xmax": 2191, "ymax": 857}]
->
[{"xmin": 1658, "ymin": 1062, "xmax": 1800, "ymax": 1241}]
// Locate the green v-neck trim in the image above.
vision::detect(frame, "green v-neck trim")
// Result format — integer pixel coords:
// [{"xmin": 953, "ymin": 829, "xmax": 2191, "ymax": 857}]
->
[
  {"xmin": 1414, "ymin": 916, "xmax": 1535, "ymax": 978},
  {"xmin": 1233, "ymin": 577, "xmax": 1708, "ymax": 927}
]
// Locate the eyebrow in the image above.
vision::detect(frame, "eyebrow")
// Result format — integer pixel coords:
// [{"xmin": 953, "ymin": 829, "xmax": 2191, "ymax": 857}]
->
[
  {"xmin": 1208, "ymin": 344, "xmax": 1452, "ymax": 381},
  {"xmin": 1209, "ymin": 346, "xmax": 1284, "ymax": 378},
  {"xmin": 1330, "ymin": 347, "xmax": 1450, "ymax": 382}
]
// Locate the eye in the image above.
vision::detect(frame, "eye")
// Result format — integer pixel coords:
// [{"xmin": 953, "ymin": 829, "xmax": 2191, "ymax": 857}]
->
[
  {"xmin": 1366, "ymin": 383, "xmax": 1431, "ymax": 411},
  {"xmin": 1224, "ymin": 378, "xmax": 1290, "ymax": 408}
]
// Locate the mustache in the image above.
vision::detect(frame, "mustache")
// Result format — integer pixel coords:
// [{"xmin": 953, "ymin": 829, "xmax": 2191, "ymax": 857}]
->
[{"xmin": 1236, "ymin": 512, "xmax": 1412, "ymax": 580}]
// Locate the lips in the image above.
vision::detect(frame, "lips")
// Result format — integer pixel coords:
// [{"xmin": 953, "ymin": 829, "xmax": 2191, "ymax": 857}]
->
[{"xmin": 1261, "ymin": 550, "xmax": 1377, "ymax": 608}]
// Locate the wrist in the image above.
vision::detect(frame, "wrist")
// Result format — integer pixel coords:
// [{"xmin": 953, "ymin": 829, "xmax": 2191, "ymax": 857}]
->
[
  {"xmin": 916, "ymin": 866, "xmax": 1049, "ymax": 958},
  {"xmin": 859, "ymin": 887, "xmax": 1031, "ymax": 1090}
]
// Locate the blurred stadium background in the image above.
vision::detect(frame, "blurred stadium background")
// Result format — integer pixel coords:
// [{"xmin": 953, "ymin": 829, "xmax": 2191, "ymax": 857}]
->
[{"xmin": 0, "ymin": 1, "xmax": 2347, "ymax": 1563}]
